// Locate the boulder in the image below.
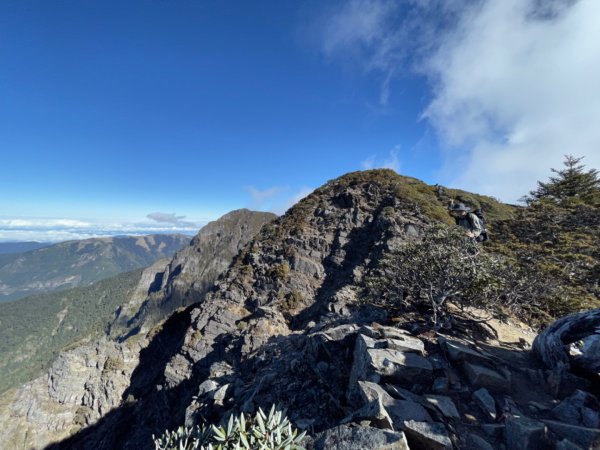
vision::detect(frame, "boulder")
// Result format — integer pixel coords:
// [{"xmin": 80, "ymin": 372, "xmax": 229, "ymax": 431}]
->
[
  {"xmin": 463, "ymin": 362, "xmax": 511, "ymax": 392},
  {"xmin": 542, "ymin": 420, "xmax": 600, "ymax": 449},
  {"xmin": 350, "ymin": 335, "xmax": 433, "ymax": 392},
  {"xmin": 432, "ymin": 377, "xmax": 449, "ymax": 394},
  {"xmin": 552, "ymin": 390, "xmax": 600, "ymax": 428},
  {"xmin": 423, "ymin": 395, "xmax": 460, "ymax": 419},
  {"xmin": 505, "ymin": 417, "xmax": 547, "ymax": 450},
  {"xmin": 468, "ymin": 434, "xmax": 495, "ymax": 450},
  {"xmin": 473, "ymin": 388, "xmax": 497, "ymax": 421},
  {"xmin": 481, "ymin": 424, "xmax": 505, "ymax": 441},
  {"xmin": 349, "ymin": 398, "xmax": 394, "ymax": 430},
  {"xmin": 402, "ymin": 420, "xmax": 453, "ymax": 450},
  {"xmin": 556, "ymin": 439, "xmax": 585, "ymax": 450},
  {"xmin": 368, "ymin": 349, "xmax": 433, "ymax": 385},
  {"xmin": 310, "ymin": 425, "xmax": 410, "ymax": 450},
  {"xmin": 358, "ymin": 381, "xmax": 395, "ymax": 405},
  {"xmin": 386, "ymin": 400, "xmax": 433, "ymax": 425},
  {"xmin": 439, "ymin": 337, "xmax": 493, "ymax": 365}
]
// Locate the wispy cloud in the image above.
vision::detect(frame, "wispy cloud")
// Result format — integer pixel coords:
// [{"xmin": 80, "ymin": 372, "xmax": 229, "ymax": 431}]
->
[
  {"xmin": 316, "ymin": 0, "xmax": 403, "ymax": 106},
  {"xmin": 361, "ymin": 147, "xmax": 400, "ymax": 172},
  {"xmin": 245, "ymin": 185, "xmax": 288, "ymax": 210},
  {"xmin": 313, "ymin": 0, "xmax": 600, "ymax": 202},
  {"xmin": 146, "ymin": 212, "xmax": 196, "ymax": 227}
]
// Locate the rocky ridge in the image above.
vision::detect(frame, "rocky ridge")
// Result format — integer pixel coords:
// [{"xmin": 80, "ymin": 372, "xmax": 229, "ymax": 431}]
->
[
  {"xmin": 0, "ymin": 210, "xmax": 275, "ymax": 450},
  {"xmin": 3, "ymin": 170, "xmax": 599, "ymax": 450}
]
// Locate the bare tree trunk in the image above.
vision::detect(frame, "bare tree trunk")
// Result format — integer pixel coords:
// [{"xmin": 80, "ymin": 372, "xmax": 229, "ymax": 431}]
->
[{"xmin": 532, "ymin": 308, "xmax": 600, "ymax": 370}]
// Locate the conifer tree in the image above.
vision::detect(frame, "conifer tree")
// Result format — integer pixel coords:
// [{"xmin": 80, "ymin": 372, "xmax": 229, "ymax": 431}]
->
[{"xmin": 524, "ymin": 155, "xmax": 600, "ymax": 205}]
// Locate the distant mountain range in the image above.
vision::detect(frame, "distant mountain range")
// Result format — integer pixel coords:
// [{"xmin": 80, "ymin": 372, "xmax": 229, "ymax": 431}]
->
[
  {"xmin": 0, "ymin": 234, "xmax": 191, "ymax": 302},
  {"xmin": 0, "ymin": 241, "xmax": 50, "ymax": 254}
]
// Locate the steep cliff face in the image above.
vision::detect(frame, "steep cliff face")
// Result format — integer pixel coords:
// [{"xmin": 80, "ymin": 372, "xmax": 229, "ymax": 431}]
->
[
  {"xmin": 112, "ymin": 209, "xmax": 278, "ymax": 337},
  {"xmin": 0, "ymin": 210, "xmax": 275, "ymax": 450}
]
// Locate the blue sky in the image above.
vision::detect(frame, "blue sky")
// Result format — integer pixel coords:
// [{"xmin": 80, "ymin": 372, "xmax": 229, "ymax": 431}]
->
[{"xmin": 1, "ymin": 0, "xmax": 599, "ymax": 241}]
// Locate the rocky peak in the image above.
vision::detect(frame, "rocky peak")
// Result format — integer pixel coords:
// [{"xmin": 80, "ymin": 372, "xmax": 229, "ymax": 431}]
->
[
  {"xmin": 0, "ymin": 209, "xmax": 275, "ymax": 450},
  {"xmin": 111, "ymin": 209, "xmax": 276, "ymax": 337}
]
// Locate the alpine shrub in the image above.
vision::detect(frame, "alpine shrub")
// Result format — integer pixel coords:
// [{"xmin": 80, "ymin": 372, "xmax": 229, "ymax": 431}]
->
[{"xmin": 153, "ymin": 405, "xmax": 306, "ymax": 450}]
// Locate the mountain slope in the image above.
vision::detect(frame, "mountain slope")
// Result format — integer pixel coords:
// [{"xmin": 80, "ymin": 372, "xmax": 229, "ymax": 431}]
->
[
  {"xmin": 43, "ymin": 170, "xmax": 598, "ymax": 450},
  {"xmin": 0, "ymin": 234, "xmax": 191, "ymax": 302},
  {"xmin": 44, "ymin": 170, "xmax": 515, "ymax": 449},
  {"xmin": 0, "ymin": 209, "xmax": 275, "ymax": 450},
  {"xmin": 0, "ymin": 242, "xmax": 50, "ymax": 254},
  {"xmin": 0, "ymin": 269, "xmax": 142, "ymax": 395}
]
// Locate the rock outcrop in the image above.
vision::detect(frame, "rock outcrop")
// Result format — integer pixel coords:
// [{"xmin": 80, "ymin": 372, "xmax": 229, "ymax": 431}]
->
[{"xmin": 0, "ymin": 210, "xmax": 274, "ymax": 450}]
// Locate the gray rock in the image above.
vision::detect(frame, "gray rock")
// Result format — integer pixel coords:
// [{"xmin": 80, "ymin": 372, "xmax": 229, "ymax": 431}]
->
[
  {"xmin": 468, "ymin": 434, "xmax": 495, "ymax": 450},
  {"xmin": 432, "ymin": 377, "xmax": 449, "ymax": 394},
  {"xmin": 356, "ymin": 381, "xmax": 432, "ymax": 426},
  {"xmin": 349, "ymin": 335, "xmax": 433, "ymax": 397},
  {"xmin": 473, "ymin": 387, "xmax": 497, "ymax": 421},
  {"xmin": 463, "ymin": 362, "xmax": 511, "ymax": 392},
  {"xmin": 542, "ymin": 420, "xmax": 600, "ymax": 449},
  {"xmin": 552, "ymin": 390, "xmax": 600, "ymax": 428},
  {"xmin": 197, "ymin": 380, "xmax": 219, "ymax": 397},
  {"xmin": 311, "ymin": 425, "xmax": 410, "ymax": 450},
  {"xmin": 212, "ymin": 383, "xmax": 230, "ymax": 406},
  {"xmin": 357, "ymin": 380, "xmax": 395, "ymax": 406},
  {"xmin": 439, "ymin": 337, "xmax": 493, "ymax": 365},
  {"xmin": 402, "ymin": 420, "xmax": 453, "ymax": 450},
  {"xmin": 423, "ymin": 395, "xmax": 460, "ymax": 419},
  {"xmin": 368, "ymin": 348, "xmax": 433, "ymax": 385},
  {"xmin": 384, "ymin": 384, "xmax": 423, "ymax": 403},
  {"xmin": 348, "ymin": 397, "xmax": 394, "ymax": 430},
  {"xmin": 481, "ymin": 424, "xmax": 505, "ymax": 440},
  {"xmin": 386, "ymin": 400, "xmax": 433, "ymax": 425},
  {"xmin": 556, "ymin": 439, "xmax": 584, "ymax": 450},
  {"xmin": 505, "ymin": 416, "xmax": 547, "ymax": 450}
]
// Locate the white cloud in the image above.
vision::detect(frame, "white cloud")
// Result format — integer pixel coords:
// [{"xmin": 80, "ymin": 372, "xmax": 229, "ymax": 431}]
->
[
  {"xmin": 0, "ymin": 217, "xmax": 203, "ymax": 243},
  {"xmin": 146, "ymin": 212, "xmax": 196, "ymax": 227},
  {"xmin": 423, "ymin": 0, "xmax": 600, "ymax": 201},
  {"xmin": 0, "ymin": 218, "xmax": 93, "ymax": 228},
  {"xmin": 314, "ymin": 0, "xmax": 600, "ymax": 202}
]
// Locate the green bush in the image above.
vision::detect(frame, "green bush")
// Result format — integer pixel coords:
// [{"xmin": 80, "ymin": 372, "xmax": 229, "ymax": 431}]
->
[
  {"xmin": 366, "ymin": 224, "xmax": 506, "ymax": 326},
  {"xmin": 153, "ymin": 406, "xmax": 306, "ymax": 450}
]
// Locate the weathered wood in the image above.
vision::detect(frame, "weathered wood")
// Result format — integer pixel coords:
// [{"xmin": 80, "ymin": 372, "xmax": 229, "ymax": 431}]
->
[{"xmin": 532, "ymin": 308, "xmax": 600, "ymax": 370}]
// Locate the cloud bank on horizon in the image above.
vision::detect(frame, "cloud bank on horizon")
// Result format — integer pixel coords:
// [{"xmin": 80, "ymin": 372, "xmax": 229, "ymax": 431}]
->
[
  {"xmin": 0, "ymin": 216, "xmax": 203, "ymax": 243},
  {"xmin": 316, "ymin": 0, "xmax": 600, "ymax": 202}
]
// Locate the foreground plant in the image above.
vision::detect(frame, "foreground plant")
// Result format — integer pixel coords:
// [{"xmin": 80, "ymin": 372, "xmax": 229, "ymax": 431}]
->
[{"xmin": 153, "ymin": 405, "xmax": 306, "ymax": 450}]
